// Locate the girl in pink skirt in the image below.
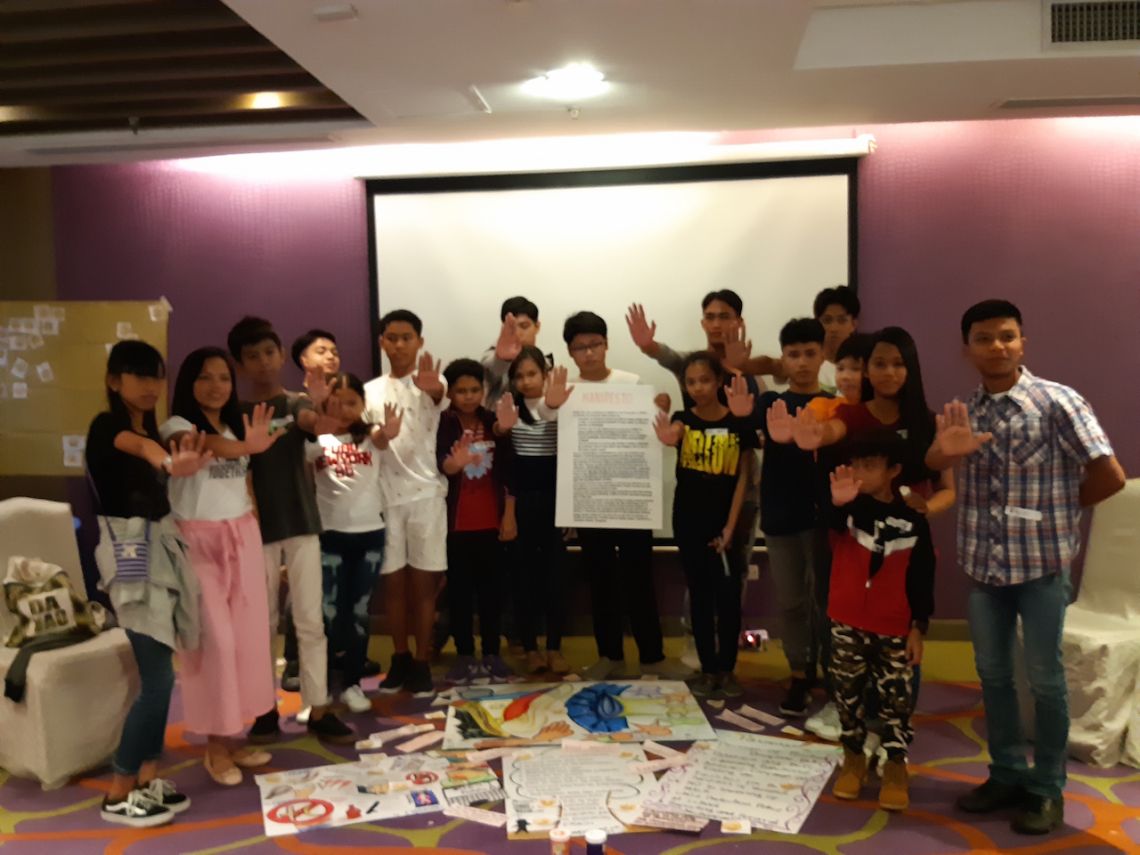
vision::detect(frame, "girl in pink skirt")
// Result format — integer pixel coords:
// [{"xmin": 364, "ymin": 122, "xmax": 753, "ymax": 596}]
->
[{"xmin": 161, "ymin": 347, "xmax": 279, "ymax": 786}]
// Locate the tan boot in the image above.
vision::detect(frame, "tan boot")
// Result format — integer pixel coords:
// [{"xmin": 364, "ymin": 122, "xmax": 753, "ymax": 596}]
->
[
  {"xmin": 879, "ymin": 758, "xmax": 910, "ymax": 811},
  {"xmin": 832, "ymin": 749, "xmax": 867, "ymax": 800}
]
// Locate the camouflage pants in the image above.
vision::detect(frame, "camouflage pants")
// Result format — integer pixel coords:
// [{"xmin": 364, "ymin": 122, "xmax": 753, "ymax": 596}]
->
[{"xmin": 830, "ymin": 622, "xmax": 914, "ymax": 760}]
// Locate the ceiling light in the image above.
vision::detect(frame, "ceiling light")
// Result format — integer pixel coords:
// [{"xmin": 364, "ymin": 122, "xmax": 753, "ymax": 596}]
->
[
  {"xmin": 522, "ymin": 63, "xmax": 608, "ymax": 102},
  {"xmin": 248, "ymin": 92, "xmax": 286, "ymax": 110}
]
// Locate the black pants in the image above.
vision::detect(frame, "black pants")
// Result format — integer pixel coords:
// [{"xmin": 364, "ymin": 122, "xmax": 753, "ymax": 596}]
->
[
  {"xmin": 676, "ymin": 518, "xmax": 744, "ymax": 674},
  {"xmin": 513, "ymin": 489, "xmax": 566, "ymax": 653},
  {"xmin": 578, "ymin": 527, "xmax": 663, "ymax": 664},
  {"xmin": 810, "ymin": 526, "xmax": 833, "ymax": 691},
  {"xmin": 446, "ymin": 530, "xmax": 503, "ymax": 657}
]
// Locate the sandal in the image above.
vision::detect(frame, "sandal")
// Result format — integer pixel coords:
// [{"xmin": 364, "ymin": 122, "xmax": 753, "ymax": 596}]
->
[
  {"xmin": 232, "ymin": 747, "xmax": 272, "ymax": 769},
  {"xmin": 203, "ymin": 751, "xmax": 242, "ymax": 787}
]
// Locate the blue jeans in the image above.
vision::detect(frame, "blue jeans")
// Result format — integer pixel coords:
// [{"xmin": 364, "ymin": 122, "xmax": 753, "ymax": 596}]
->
[
  {"xmin": 320, "ymin": 529, "xmax": 385, "ymax": 689},
  {"xmin": 113, "ymin": 630, "xmax": 175, "ymax": 776},
  {"xmin": 969, "ymin": 572, "xmax": 1071, "ymax": 800}
]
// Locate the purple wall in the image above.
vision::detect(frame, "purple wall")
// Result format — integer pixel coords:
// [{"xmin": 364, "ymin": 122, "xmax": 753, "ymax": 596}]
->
[
  {"xmin": 52, "ymin": 161, "xmax": 372, "ymax": 391},
  {"xmin": 51, "ymin": 117, "xmax": 1140, "ymax": 620}
]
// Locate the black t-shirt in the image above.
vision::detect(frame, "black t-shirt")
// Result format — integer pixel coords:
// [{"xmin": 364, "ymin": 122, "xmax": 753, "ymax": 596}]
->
[
  {"xmin": 671, "ymin": 409, "xmax": 758, "ymax": 535},
  {"xmin": 757, "ymin": 389, "xmax": 834, "ymax": 536},
  {"xmin": 244, "ymin": 392, "xmax": 322, "ymax": 544},
  {"xmin": 85, "ymin": 411, "xmax": 171, "ymax": 520}
]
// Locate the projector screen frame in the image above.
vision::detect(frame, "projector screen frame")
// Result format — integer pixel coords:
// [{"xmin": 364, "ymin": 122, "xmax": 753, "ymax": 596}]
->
[{"xmin": 364, "ymin": 156, "xmax": 860, "ymax": 377}]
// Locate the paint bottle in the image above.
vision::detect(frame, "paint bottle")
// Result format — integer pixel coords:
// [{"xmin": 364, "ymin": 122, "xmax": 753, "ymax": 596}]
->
[
  {"xmin": 585, "ymin": 828, "xmax": 607, "ymax": 854},
  {"xmin": 549, "ymin": 827, "xmax": 571, "ymax": 854}
]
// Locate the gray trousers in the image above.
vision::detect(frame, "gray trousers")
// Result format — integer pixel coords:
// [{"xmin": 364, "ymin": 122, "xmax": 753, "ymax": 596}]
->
[{"xmin": 765, "ymin": 528, "xmax": 829, "ymax": 675}]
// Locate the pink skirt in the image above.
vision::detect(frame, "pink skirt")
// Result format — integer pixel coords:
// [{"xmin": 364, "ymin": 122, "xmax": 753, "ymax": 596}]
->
[{"xmin": 176, "ymin": 513, "xmax": 275, "ymax": 736}]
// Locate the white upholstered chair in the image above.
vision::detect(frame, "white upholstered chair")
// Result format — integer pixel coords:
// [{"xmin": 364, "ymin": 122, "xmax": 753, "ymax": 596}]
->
[{"xmin": 0, "ymin": 497, "xmax": 137, "ymax": 789}]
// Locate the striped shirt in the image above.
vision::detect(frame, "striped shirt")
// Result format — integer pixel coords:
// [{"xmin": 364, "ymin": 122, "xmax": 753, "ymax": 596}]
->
[
  {"xmin": 509, "ymin": 398, "xmax": 558, "ymax": 492},
  {"xmin": 958, "ymin": 368, "xmax": 1113, "ymax": 586}
]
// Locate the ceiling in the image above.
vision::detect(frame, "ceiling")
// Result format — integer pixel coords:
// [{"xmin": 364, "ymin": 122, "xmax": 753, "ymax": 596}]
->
[{"xmin": 1, "ymin": 0, "xmax": 1138, "ymax": 166}]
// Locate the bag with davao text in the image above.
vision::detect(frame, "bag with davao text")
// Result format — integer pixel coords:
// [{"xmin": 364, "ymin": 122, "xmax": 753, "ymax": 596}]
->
[{"xmin": 4, "ymin": 556, "xmax": 109, "ymax": 648}]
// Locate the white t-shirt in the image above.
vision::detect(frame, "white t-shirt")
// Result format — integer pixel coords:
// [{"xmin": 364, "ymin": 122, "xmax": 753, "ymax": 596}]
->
[
  {"xmin": 573, "ymin": 367, "xmax": 640, "ymax": 384},
  {"xmin": 159, "ymin": 416, "xmax": 252, "ymax": 522},
  {"xmin": 363, "ymin": 373, "xmax": 448, "ymax": 508},
  {"xmin": 306, "ymin": 433, "xmax": 386, "ymax": 533},
  {"xmin": 818, "ymin": 360, "xmax": 837, "ymax": 394}
]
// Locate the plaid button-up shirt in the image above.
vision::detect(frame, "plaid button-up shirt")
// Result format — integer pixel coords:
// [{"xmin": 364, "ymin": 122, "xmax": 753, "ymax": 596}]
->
[{"xmin": 958, "ymin": 368, "xmax": 1113, "ymax": 586}]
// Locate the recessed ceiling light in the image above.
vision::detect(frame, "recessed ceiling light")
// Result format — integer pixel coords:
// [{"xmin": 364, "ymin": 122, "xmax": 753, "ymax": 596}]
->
[
  {"xmin": 522, "ymin": 63, "xmax": 608, "ymax": 102},
  {"xmin": 248, "ymin": 92, "xmax": 287, "ymax": 110}
]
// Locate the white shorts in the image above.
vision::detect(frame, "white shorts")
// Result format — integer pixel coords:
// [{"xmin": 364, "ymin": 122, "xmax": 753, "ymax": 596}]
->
[{"xmin": 382, "ymin": 496, "xmax": 448, "ymax": 574}]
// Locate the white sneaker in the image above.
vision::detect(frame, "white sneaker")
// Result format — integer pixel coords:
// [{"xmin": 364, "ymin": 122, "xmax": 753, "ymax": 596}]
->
[
  {"xmin": 805, "ymin": 702, "xmax": 842, "ymax": 742},
  {"xmin": 295, "ymin": 706, "xmax": 312, "ymax": 725},
  {"xmin": 340, "ymin": 685, "xmax": 372, "ymax": 714}
]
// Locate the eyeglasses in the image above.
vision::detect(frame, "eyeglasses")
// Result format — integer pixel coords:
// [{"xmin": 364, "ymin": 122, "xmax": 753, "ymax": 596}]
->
[{"xmin": 569, "ymin": 340, "xmax": 606, "ymax": 354}]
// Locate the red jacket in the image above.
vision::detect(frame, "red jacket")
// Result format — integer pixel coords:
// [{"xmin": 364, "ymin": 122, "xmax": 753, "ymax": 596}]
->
[{"xmin": 827, "ymin": 495, "xmax": 935, "ymax": 637}]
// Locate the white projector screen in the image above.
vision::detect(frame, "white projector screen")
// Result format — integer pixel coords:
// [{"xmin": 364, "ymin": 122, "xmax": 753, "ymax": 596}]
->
[{"xmin": 367, "ymin": 161, "xmax": 857, "ymax": 535}]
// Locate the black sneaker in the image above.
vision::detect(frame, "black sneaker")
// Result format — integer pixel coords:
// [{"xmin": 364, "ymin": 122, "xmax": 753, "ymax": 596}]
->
[
  {"xmin": 101, "ymin": 789, "xmax": 174, "ymax": 828},
  {"xmin": 405, "ymin": 659, "xmax": 435, "ymax": 697},
  {"xmin": 685, "ymin": 672, "xmax": 719, "ymax": 698},
  {"xmin": 779, "ymin": 677, "xmax": 812, "ymax": 717},
  {"xmin": 717, "ymin": 672, "xmax": 744, "ymax": 699},
  {"xmin": 363, "ymin": 657, "xmax": 382, "ymax": 678},
  {"xmin": 956, "ymin": 778, "xmax": 1026, "ymax": 814},
  {"xmin": 139, "ymin": 778, "xmax": 191, "ymax": 814},
  {"xmin": 379, "ymin": 652, "xmax": 413, "ymax": 693},
  {"xmin": 307, "ymin": 710, "xmax": 356, "ymax": 745},
  {"xmin": 281, "ymin": 660, "xmax": 300, "ymax": 692},
  {"xmin": 247, "ymin": 708, "xmax": 281, "ymax": 745},
  {"xmin": 1011, "ymin": 794, "xmax": 1064, "ymax": 835}
]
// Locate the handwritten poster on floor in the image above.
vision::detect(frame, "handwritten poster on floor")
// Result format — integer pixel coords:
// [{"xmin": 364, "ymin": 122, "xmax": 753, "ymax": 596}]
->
[
  {"xmin": 555, "ymin": 383, "xmax": 662, "ymax": 529},
  {"xmin": 255, "ymin": 752, "xmax": 501, "ymax": 837},
  {"xmin": 503, "ymin": 745, "xmax": 654, "ymax": 839},
  {"xmin": 642, "ymin": 730, "xmax": 840, "ymax": 835}
]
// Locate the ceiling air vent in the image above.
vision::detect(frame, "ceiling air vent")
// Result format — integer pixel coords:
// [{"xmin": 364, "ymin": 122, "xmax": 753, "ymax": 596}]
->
[{"xmin": 1047, "ymin": 1, "xmax": 1140, "ymax": 43}]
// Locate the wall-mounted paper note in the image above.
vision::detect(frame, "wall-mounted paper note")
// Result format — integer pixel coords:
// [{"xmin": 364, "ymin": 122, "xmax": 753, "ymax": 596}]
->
[
  {"xmin": 9, "ymin": 335, "xmax": 27, "ymax": 351},
  {"xmin": 116, "ymin": 321, "xmax": 134, "ymax": 339},
  {"xmin": 39, "ymin": 319, "xmax": 59, "ymax": 336},
  {"xmin": 28, "ymin": 334, "xmax": 44, "ymax": 349},
  {"xmin": 12, "ymin": 382, "xmax": 28, "ymax": 399},
  {"xmin": 50, "ymin": 306, "xmax": 66, "ymax": 320},
  {"xmin": 33, "ymin": 305, "xmax": 53, "ymax": 320},
  {"xmin": 63, "ymin": 449, "xmax": 83, "ymax": 468},
  {"xmin": 10, "ymin": 357, "xmax": 28, "ymax": 379},
  {"xmin": 36, "ymin": 362, "xmax": 53, "ymax": 383}
]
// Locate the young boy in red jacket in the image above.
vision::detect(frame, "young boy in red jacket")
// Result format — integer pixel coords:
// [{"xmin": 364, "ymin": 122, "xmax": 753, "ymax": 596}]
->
[{"xmin": 827, "ymin": 428, "xmax": 934, "ymax": 812}]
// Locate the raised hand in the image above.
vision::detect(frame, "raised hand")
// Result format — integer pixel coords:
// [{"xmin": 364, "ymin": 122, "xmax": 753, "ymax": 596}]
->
[
  {"xmin": 625, "ymin": 303, "xmax": 657, "ymax": 352},
  {"xmin": 381, "ymin": 402, "xmax": 402, "ymax": 441},
  {"xmin": 169, "ymin": 430, "xmax": 214, "ymax": 477},
  {"xmin": 494, "ymin": 313, "xmax": 522, "ymax": 362},
  {"xmin": 653, "ymin": 392, "xmax": 672, "ymax": 413},
  {"xmin": 495, "ymin": 394, "xmax": 519, "ymax": 432},
  {"xmin": 765, "ymin": 399, "xmax": 795, "ymax": 443},
  {"xmin": 725, "ymin": 373, "xmax": 754, "ymax": 418},
  {"xmin": 447, "ymin": 433, "xmax": 483, "ymax": 471},
  {"xmin": 242, "ymin": 401, "xmax": 283, "ymax": 454},
  {"xmin": 791, "ymin": 407, "xmax": 825, "ymax": 451},
  {"xmin": 304, "ymin": 366, "xmax": 332, "ymax": 408},
  {"xmin": 654, "ymin": 410, "xmax": 682, "ymax": 446},
  {"xmin": 544, "ymin": 365, "xmax": 575, "ymax": 409},
  {"xmin": 413, "ymin": 351, "xmax": 443, "ymax": 395},
  {"xmin": 830, "ymin": 465, "xmax": 862, "ymax": 506},
  {"xmin": 934, "ymin": 400, "xmax": 992, "ymax": 458},
  {"xmin": 313, "ymin": 392, "xmax": 347, "ymax": 436},
  {"xmin": 722, "ymin": 321, "xmax": 752, "ymax": 371}
]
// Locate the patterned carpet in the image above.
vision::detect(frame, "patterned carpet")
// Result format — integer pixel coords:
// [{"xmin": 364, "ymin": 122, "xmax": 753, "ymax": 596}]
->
[{"xmin": 2, "ymin": 639, "xmax": 1138, "ymax": 854}]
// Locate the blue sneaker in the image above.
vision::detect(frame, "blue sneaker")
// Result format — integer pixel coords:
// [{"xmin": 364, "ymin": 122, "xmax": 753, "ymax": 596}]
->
[
  {"xmin": 446, "ymin": 655, "xmax": 478, "ymax": 684},
  {"xmin": 481, "ymin": 654, "xmax": 513, "ymax": 681}
]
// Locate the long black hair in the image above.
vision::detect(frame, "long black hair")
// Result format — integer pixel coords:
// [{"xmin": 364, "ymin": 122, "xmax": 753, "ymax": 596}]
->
[
  {"xmin": 105, "ymin": 339, "xmax": 165, "ymax": 439},
  {"xmin": 509, "ymin": 345, "xmax": 549, "ymax": 425},
  {"xmin": 171, "ymin": 346, "xmax": 245, "ymax": 439},
  {"xmin": 869, "ymin": 326, "xmax": 935, "ymax": 481},
  {"xmin": 326, "ymin": 372, "xmax": 372, "ymax": 444}
]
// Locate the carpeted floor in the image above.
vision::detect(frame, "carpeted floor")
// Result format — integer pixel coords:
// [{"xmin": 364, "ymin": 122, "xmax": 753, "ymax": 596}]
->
[{"xmin": 2, "ymin": 638, "xmax": 1138, "ymax": 854}]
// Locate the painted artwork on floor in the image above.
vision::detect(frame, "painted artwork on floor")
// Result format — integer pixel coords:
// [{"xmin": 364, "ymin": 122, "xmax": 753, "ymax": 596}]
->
[{"xmin": 441, "ymin": 681, "xmax": 716, "ymax": 750}]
